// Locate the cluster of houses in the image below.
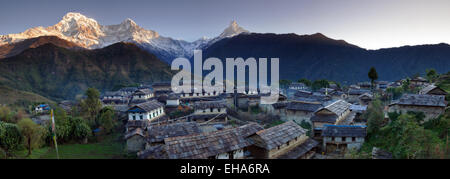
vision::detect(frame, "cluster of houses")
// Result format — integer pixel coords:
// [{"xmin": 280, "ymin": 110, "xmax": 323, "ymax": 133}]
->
[{"xmin": 107, "ymin": 74, "xmax": 447, "ymax": 159}]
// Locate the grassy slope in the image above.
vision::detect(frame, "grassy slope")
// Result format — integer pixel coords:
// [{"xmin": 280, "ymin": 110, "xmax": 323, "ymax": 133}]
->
[
  {"xmin": 0, "ymin": 85, "xmax": 54, "ymax": 105},
  {"xmin": 16, "ymin": 133, "xmax": 126, "ymax": 159}
]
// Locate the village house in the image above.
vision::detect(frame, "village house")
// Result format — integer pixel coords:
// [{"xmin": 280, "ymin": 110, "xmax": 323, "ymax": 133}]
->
[
  {"xmin": 419, "ymin": 85, "xmax": 448, "ymax": 96},
  {"xmin": 129, "ymin": 89, "xmax": 154, "ymax": 104},
  {"xmin": 124, "ymin": 128, "xmax": 146, "ymax": 152},
  {"xmin": 101, "ymin": 91, "xmax": 128, "ymax": 105},
  {"xmin": 165, "ymin": 93, "xmax": 180, "ymax": 107},
  {"xmin": 118, "ymin": 87, "xmax": 138, "ymax": 96},
  {"xmin": 191, "ymin": 100, "xmax": 228, "ymax": 123},
  {"xmin": 321, "ymin": 125, "xmax": 367, "ymax": 153},
  {"xmin": 247, "ymin": 121, "xmax": 317, "ymax": 159},
  {"xmin": 376, "ymin": 81, "xmax": 389, "ymax": 90},
  {"xmin": 284, "ymin": 101, "xmax": 323, "ymax": 124},
  {"xmin": 357, "ymin": 82, "xmax": 372, "ymax": 89},
  {"xmin": 35, "ymin": 104, "xmax": 50, "ymax": 114},
  {"xmin": 349, "ymin": 104, "xmax": 368, "ymax": 125},
  {"xmin": 126, "ymin": 100, "xmax": 165, "ymax": 122},
  {"xmin": 358, "ymin": 93, "xmax": 373, "ymax": 105},
  {"xmin": 289, "ymin": 82, "xmax": 309, "ymax": 90},
  {"xmin": 152, "ymin": 82, "xmax": 173, "ymax": 97},
  {"xmin": 410, "ymin": 76, "xmax": 429, "ymax": 87},
  {"xmin": 138, "ymin": 123, "xmax": 264, "ymax": 159},
  {"xmin": 310, "ymin": 100, "xmax": 352, "ymax": 139},
  {"xmin": 347, "ymin": 89, "xmax": 372, "ymax": 104},
  {"xmin": 146, "ymin": 122, "xmax": 202, "ymax": 146},
  {"xmin": 388, "ymin": 94, "xmax": 447, "ymax": 121}
]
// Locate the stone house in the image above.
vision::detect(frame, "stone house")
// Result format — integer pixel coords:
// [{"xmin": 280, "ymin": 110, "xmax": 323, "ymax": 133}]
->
[
  {"xmin": 126, "ymin": 100, "xmax": 165, "ymax": 122},
  {"xmin": 102, "ymin": 91, "xmax": 128, "ymax": 105},
  {"xmin": 388, "ymin": 94, "xmax": 447, "ymax": 121},
  {"xmin": 124, "ymin": 128, "xmax": 146, "ymax": 152},
  {"xmin": 192, "ymin": 100, "xmax": 228, "ymax": 123},
  {"xmin": 419, "ymin": 85, "xmax": 448, "ymax": 96},
  {"xmin": 285, "ymin": 101, "xmax": 323, "ymax": 124},
  {"xmin": 347, "ymin": 89, "xmax": 371, "ymax": 104},
  {"xmin": 138, "ymin": 123, "xmax": 264, "ymax": 159},
  {"xmin": 165, "ymin": 93, "xmax": 180, "ymax": 107},
  {"xmin": 358, "ymin": 93, "xmax": 373, "ymax": 105},
  {"xmin": 321, "ymin": 125, "xmax": 367, "ymax": 153},
  {"xmin": 311, "ymin": 100, "xmax": 352, "ymax": 139},
  {"xmin": 289, "ymin": 82, "xmax": 309, "ymax": 90},
  {"xmin": 129, "ymin": 89, "xmax": 154, "ymax": 104},
  {"xmin": 247, "ymin": 121, "xmax": 316, "ymax": 159},
  {"xmin": 410, "ymin": 76, "xmax": 428, "ymax": 87}
]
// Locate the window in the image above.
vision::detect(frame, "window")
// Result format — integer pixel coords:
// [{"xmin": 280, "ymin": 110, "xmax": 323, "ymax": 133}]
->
[
  {"xmin": 342, "ymin": 137, "xmax": 346, "ymax": 142},
  {"xmin": 287, "ymin": 141, "xmax": 290, "ymax": 146},
  {"xmin": 331, "ymin": 137, "xmax": 335, "ymax": 141},
  {"xmin": 352, "ymin": 137, "xmax": 356, "ymax": 142},
  {"xmin": 140, "ymin": 115, "xmax": 143, "ymax": 120},
  {"xmin": 218, "ymin": 108, "xmax": 221, "ymax": 112},
  {"xmin": 210, "ymin": 108, "xmax": 213, "ymax": 112},
  {"xmin": 132, "ymin": 115, "xmax": 136, "ymax": 120}
]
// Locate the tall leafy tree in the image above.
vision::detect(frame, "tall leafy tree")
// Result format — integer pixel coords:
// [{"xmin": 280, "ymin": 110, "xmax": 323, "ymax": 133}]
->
[
  {"xmin": 426, "ymin": 69, "xmax": 438, "ymax": 83},
  {"xmin": 97, "ymin": 107, "xmax": 116, "ymax": 134},
  {"xmin": 80, "ymin": 88, "xmax": 102, "ymax": 126},
  {"xmin": 17, "ymin": 118, "xmax": 45, "ymax": 156},
  {"xmin": 0, "ymin": 122, "xmax": 22, "ymax": 158},
  {"xmin": 368, "ymin": 67, "xmax": 378, "ymax": 89}
]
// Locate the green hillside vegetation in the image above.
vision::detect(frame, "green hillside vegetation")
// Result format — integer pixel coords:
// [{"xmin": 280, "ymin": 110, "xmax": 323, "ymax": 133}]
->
[
  {"xmin": 0, "ymin": 42, "xmax": 173, "ymax": 100},
  {"xmin": 0, "ymin": 85, "xmax": 54, "ymax": 106}
]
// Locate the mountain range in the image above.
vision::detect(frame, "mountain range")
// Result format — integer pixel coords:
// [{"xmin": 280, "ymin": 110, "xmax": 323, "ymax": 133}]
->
[
  {"xmin": 0, "ymin": 12, "xmax": 450, "ymax": 101},
  {"xmin": 0, "ymin": 12, "xmax": 248, "ymax": 63}
]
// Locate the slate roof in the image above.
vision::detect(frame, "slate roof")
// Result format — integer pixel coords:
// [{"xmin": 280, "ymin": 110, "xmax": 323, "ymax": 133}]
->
[
  {"xmin": 193, "ymin": 100, "xmax": 227, "ymax": 110},
  {"xmin": 254, "ymin": 121, "xmax": 306, "ymax": 150},
  {"xmin": 321, "ymin": 125, "xmax": 367, "ymax": 137},
  {"xmin": 119, "ymin": 87, "xmax": 138, "ymax": 92},
  {"xmin": 133, "ymin": 89, "xmax": 153, "ymax": 95},
  {"xmin": 167, "ymin": 93, "xmax": 180, "ymax": 100},
  {"xmin": 358, "ymin": 93, "xmax": 373, "ymax": 99},
  {"xmin": 411, "ymin": 76, "xmax": 427, "ymax": 82},
  {"xmin": 348, "ymin": 89, "xmax": 371, "ymax": 95},
  {"xmin": 125, "ymin": 120, "xmax": 150, "ymax": 129},
  {"xmin": 286, "ymin": 101, "xmax": 323, "ymax": 112},
  {"xmin": 138, "ymin": 145, "xmax": 168, "ymax": 159},
  {"xmin": 103, "ymin": 91, "xmax": 123, "ymax": 97},
  {"xmin": 419, "ymin": 85, "xmax": 447, "ymax": 95},
  {"xmin": 147, "ymin": 122, "xmax": 202, "ymax": 143},
  {"xmin": 124, "ymin": 128, "xmax": 145, "ymax": 139},
  {"xmin": 128, "ymin": 100, "xmax": 164, "ymax": 113},
  {"xmin": 277, "ymin": 138, "xmax": 319, "ymax": 159},
  {"xmin": 272, "ymin": 102, "xmax": 288, "ymax": 109},
  {"xmin": 310, "ymin": 115, "xmax": 338, "ymax": 123},
  {"xmin": 390, "ymin": 94, "xmax": 447, "ymax": 107},
  {"xmin": 163, "ymin": 123, "xmax": 261, "ymax": 159},
  {"xmin": 320, "ymin": 100, "xmax": 351, "ymax": 116}
]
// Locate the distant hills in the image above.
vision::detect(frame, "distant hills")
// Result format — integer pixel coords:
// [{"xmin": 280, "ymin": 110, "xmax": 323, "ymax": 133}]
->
[
  {"xmin": 201, "ymin": 33, "xmax": 450, "ymax": 84},
  {"xmin": 0, "ymin": 41, "xmax": 173, "ymax": 100}
]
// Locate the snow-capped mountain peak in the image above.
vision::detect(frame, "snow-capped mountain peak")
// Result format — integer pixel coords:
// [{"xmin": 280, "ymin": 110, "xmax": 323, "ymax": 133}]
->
[
  {"xmin": 0, "ymin": 13, "xmax": 251, "ymax": 63},
  {"xmin": 219, "ymin": 20, "xmax": 249, "ymax": 38}
]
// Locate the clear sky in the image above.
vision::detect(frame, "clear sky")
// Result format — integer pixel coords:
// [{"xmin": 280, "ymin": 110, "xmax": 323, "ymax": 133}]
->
[{"xmin": 1, "ymin": 0, "xmax": 449, "ymax": 49}]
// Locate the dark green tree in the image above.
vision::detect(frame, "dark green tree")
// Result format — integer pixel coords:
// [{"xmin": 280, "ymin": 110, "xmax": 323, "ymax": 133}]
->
[
  {"xmin": 426, "ymin": 69, "xmax": 438, "ymax": 83},
  {"xmin": 368, "ymin": 67, "xmax": 378, "ymax": 89},
  {"xmin": 0, "ymin": 122, "xmax": 22, "ymax": 158},
  {"xmin": 17, "ymin": 118, "xmax": 45, "ymax": 156},
  {"xmin": 97, "ymin": 107, "xmax": 116, "ymax": 134},
  {"xmin": 297, "ymin": 78, "xmax": 312, "ymax": 87},
  {"xmin": 80, "ymin": 88, "xmax": 102, "ymax": 126}
]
